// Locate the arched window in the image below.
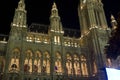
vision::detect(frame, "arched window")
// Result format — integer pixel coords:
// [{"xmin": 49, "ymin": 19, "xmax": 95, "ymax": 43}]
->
[
  {"xmin": 73, "ymin": 54, "xmax": 81, "ymax": 76},
  {"xmin": 93, "ymin": 61, "xmax": 97, "ymax": 75},
  {"xmin": 34, "ymin": 51, "xmax": 42, "ymax": 73},
  {"xmin": 80, "ymin": 55, "xmax": 88, "ymax": 76},
  {"xmin": 9, "ymin": 48, "xmax": 20, "ymax": 72},
  {"xmin": 66, "ymin": 54, "xmax": 73, "ymax": 75},
  {"xmin": 0, "ymin": 57, "xmax": 4, "ymax": 73},
  {"xmin": 24, "ymin": 50, "xmax": 33, "ymax": 73},
  {"xmin": 54, "ymin": 36, "xmax": 61, "ymax": 45},
  {"xmin": 43, "ymin": 52, "xmax": 50, "ymax": 74},
  {"xmin": 55, "ymin": 52, "xmax": 62, "ymax": 74}
]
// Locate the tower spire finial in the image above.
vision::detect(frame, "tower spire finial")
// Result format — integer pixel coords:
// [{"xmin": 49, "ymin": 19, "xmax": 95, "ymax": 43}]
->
[
  {"xmin": 111, "ymin": 14, "xmax": 115, "ymax": 20},
  {"xmin": 11, "ymin": 0, "xmax": 27, "ymax": 27},
  {"xmin": 52, "ymin": 2, "xmax": 57, "ymax": 10},
  {"xmin": 111, "ymin": 14, "xmax": 117, "ymax": 30},
  {"xmin": 49, "ymin": 1, "xmax": 64, "ymax": 34},
  {"xmin": 51, "ymin": 2, "xmax": 58, "ymax": 16},
  {"xmin": 17, "ymin": 0, "xmax": 25, "ymax": 10}
]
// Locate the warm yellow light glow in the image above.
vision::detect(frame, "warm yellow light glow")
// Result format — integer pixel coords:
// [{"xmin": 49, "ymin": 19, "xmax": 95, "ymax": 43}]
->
[
  {"xmin": 73, "ymin": 55, "xmax": 81, "ymax": 75},
  {"xmin": 9, "ymin": 58, "xmax": 19, "ymax": 71},
  {"xmin": 43, "ymin": 52, "xmax": 50, "ymax": 74},
  {"xmin": 9, "ymin": 49, "xmax": 20, "ymax": 72},
  {"xmin": 54, "ymin": 36, "xmax": 61, "ymax": 45},
  {"xmin": 80, "ymin": 56, "xmax": 88, "ymax": 76},
  {"xmin": 93, "ymin": 61, "xmax": 97, "ymax": 74},
  {"xmin": 55, "ymin": 53, "xmax": 62, "ymax": 74},
  {"xmin": 66, "ymin": 54, "xmax": 73, "ymax": 75},
  {"xmin": 81, "ymin": 6, "xmax": 83, "ymax": 10}
]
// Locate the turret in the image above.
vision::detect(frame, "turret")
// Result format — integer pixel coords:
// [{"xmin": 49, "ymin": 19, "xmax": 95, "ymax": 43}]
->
[
  {"xmin": 11, "ymin": 0, "xmax": 27, "ymax": 28},
  {"xmin": 9, "ymin": 0, "xmax": 27, "ymax": 40},
  {"xmin": 4, "ymin": 0, "xmax": 28, "ymax": 77},
  {"xmin": 78, "ymin": 0, "xmax": 108, "ymax": 35},
  {"xmin": 49, "ymin": 2, "xmax": 64, "ymax": 34},
  {"xmin": 49, "ymin": 2, "xmax": 64, "ymax": 45},
  {"xmin": 111, "ymin": 14, "xmax": 117, "ymax": 30}
]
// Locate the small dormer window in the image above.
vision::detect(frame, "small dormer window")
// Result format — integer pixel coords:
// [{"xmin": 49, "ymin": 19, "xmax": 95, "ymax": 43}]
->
[
  {"xmin": 35, "ymin": 37, "xmax": 42, "ymax": 43},
  {"xmin": 26, "ymin": 36, "xmax": 34, "ymax": 42}
]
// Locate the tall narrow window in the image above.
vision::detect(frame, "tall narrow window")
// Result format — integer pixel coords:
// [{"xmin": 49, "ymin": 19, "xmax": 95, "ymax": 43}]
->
[
  {"xmin": 54, "ymin": 36, "xmax": 60, "ymax": 44},
  {"xmin": 43, "ymin": 52, "xmax": 50, "ymax": 74},
  {"xmin": 57, "ymin": 36, "xmax": 60, "ymax": 44},
  {"xmin": 34, "ymin": 51, "xmax": 42, "ymax": 73},
  {"xmin": 66, "ymin": 54, "xmax": 73, "ymax": 75},
  {"xmin": 24, "ymin": 50, "xmax": 33, "ymax": 73},
  {"xmin": 55, "ymin": 52, "xmax": 62, "ymax": 75},
  {"xmin": 9, "ymin": 49, "xmax": 20, "ymax": 72},
  {"xmin": 80, "ymin": 55, "xmax": 88, "ymax": 76},
  {"xmin": 93, "ymin": 61, "xmax": 97, "ymax": 75},
  {"xmin": 73, "ymin": 54, "xmax": 81, "ymax": 76},
  {"xmin": 54, "ymin": 36, "xmax": 57, "ymax": 43}
]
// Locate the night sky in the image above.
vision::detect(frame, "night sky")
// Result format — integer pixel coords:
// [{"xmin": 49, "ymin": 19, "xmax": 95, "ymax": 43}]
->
[{"xmin": 0, "ymin": 0, "xmax": 120, "ymax": 35}]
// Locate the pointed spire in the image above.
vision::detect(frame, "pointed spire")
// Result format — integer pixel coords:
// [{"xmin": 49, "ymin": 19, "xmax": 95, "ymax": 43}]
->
[
  {"xmin": 11, "ymin": 0, "xmax": 27, "ymax": 27},
  {"xmin": 52, "ymin": 2, "xmax": 58, "ymax": 10},
  {"xmin": 49, "ymin": 2, "xmax": 64, "ymax": 34},
  {"xmin": 51, "ymin": 2, "xmax": 59, "ymax": 17},
  {"xmin": 111, "ymin": 14, "xmax": 115, "ymax": 20},
  {"xmin": 17, "ymin": 0, "xmax": 25, "ymax": 10},
  {"xmin": 111, "ymin": 14, "xmax": 117, "ymax": 30}
]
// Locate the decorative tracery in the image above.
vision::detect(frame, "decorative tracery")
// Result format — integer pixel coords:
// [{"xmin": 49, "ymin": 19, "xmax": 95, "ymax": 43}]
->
[
  {"xmin": 34, "ymin": 51, "xmax": 41, "ymax": 73},
  {"xmin": 42, "ymin": 52, "xmax": 50, "ymax": 74},
  {"xmin": 55, "ymin": 52, "xmax": 62, "ymax": 74},
  {"xmin": 80, "ymin": 55, "xmax": 88, "ymax": 76},
  {"xmin": 66, "ymin": 54, "xmax": 73, "ymax": 75},
  {"xmin": 9, "ymin": 48, "xmax": 20, "ymax": 72},
  {"xmin": 73, "ymin": 54, "xmax": 81, "ymax": 76},
  {"xmin": 24, "ymin": 50, "xmax": 33, "ymax": 73}
]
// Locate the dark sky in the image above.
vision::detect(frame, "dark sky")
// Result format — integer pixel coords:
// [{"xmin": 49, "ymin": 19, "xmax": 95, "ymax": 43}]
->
[{"xmin": 0, "ymin": 0, "xmax": 120, "ymax": 35}]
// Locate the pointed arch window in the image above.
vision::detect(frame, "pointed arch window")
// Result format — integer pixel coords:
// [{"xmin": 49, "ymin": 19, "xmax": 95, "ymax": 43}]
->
[
  {"xmin": 80, "ymin": 55, "xmax": 88, "ymax": 76},
  {"xmin": 24, "ymin": 50, "xmax": 33, "ymax": 73},
  {"xmin": 55, "ymin": 52, "xmax": 62, "ymax": 75},
  {"xmin": 33, "ymin": 51, "xmax": 42, "ymax": 73},
  {"xmin": 43, "ymin": 52, "xmax": 50, "ymax": 74},
  {"xmin": 9, "ymin": 48, "xmax": 20, "ymax": 72},
  {"xmin": 54, "ymin": 36, "xmax": 60, "ymax": 45},
  {"xmin": 73, "ymin": 54, "xmax": 81, "ymax": 76},
  {"xmin": 93, "ymin": 61, "xmax": 97, "ymax": 75},
  {"xmin": 66, "ymin": 54, "xmax": 73, "ymax": 75}
]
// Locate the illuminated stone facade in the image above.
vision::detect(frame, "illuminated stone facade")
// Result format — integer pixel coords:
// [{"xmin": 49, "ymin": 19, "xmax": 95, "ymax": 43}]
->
[{"xmin": 0, "ymin": 0, "xmax": 111, "ymax": 80}]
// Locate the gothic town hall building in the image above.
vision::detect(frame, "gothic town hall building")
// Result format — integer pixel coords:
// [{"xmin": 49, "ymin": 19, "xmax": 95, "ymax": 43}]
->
[{"xmin": 0, "ymin": 0, "xmax": 112, "ymax": 80}]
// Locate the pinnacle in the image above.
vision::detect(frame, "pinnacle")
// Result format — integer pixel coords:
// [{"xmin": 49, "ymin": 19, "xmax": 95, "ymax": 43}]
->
[
  {"xmin": 52, "ymin": 2, "xmax": 57, "ymax": 9},
  {"xmin": 111, "ymin": 14, "xmax": 115, "ymax": 20}
]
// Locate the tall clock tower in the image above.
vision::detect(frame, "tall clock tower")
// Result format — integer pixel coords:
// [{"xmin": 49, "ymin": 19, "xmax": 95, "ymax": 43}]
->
[
  {"xmin": 78, "ymin": 0, "xmax": 108, "ymax": 35},
  {"xmin": 78, "ymin": 0, "xmax": 111, "ymax": 80}
]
